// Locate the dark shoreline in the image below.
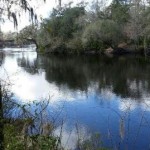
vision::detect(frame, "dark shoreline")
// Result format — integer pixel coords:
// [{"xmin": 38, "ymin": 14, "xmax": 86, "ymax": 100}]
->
[
  {"xmin": 1, "ymin": 45, "xmax": 150, "ymax": 57},
  {"xmin": 43, "ymin": 49, "xmax": 148, "ymax": 57}
]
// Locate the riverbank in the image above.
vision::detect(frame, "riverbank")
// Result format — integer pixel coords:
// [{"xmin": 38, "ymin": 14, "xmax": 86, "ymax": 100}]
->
[
  {"xmin": 1, "ymin": 42, "xmax": 150, "ymax": 57},
  {"xmin": 42, "ymin": 44, "xmax": 150, "ymax": 56}
]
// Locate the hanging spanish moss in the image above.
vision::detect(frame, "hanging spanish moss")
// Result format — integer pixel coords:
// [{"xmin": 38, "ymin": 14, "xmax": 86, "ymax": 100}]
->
[
  {"xmin": 30, "ymin": 7, "xmax": 34, "ymax": 22},
  {"xmin": 11, "ymin": 12, "xmax": 18, "ymax": 28},
  {"xmin": 59, "ymin": 0, "xmax": 62, "ymax": 7},
  {"xmin": 21, "ymin": 0, "xmax": 28, "ymax": 12},
  {"xmin": 0, "ymin": 0, "xmax": 47, "ymax": 28}
]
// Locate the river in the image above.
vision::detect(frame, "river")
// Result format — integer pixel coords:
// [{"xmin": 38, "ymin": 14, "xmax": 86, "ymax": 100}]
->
[{"xmin": 0, "ymin": 47, "xmax": 150, "ymax": 150}]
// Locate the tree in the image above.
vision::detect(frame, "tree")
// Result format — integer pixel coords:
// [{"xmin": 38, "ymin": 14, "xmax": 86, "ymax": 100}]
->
[
  {"xmin": 0, "ymin": 0, "xmax": 38, "ymax": 28},
  {"xmin": 47, "ymin": 6, "xmax": 85, "ymax": 40},
  {"xmin": 109, "ymin": 0, "xmax": 130, "ymax": 24},
  {"xmin": 37, "ymin": 5, "xmax": 85, "ymax": 52},
  {"xmin": 82, "ymin": 20, "xmax": 123, "ymax": 51},
  {"xmin": 0, "ymin": 0, "xmax": 62, "ymax": 28},
  {"xmin": 124, "ymin": 0, "xmax": 150, "ymax": 51},
  {"xmin": 18, "ymin": 25, "xmax": 39, "ymax": 50}
]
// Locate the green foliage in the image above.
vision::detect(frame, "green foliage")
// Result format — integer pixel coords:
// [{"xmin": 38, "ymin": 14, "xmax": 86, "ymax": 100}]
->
[
  {"xmin": 4, "ymin": 124, "xmax": 60, "ymax": 150},
  {"xmin": 4, "ymin": 124, "xmax": 24, "ymax": 150},
  {"xmin": 59, "ymin": 7, "xmax": 85, "ymax": 39},
  {"xmin": 110, "ymin": 0, "xmax": 130, "ymax": 24},
  {"xmin": 15, "ymin": 0, "xmax": 150, "ymax": 54},
  {"xmin": 82, "ymin": 20, "xmax": 122, "ymax": 51},
  {"xmin": 66, "ymin": 32, "xmax": 84, "ymax": 53},
  {"xmin": 17, "ymin": 25, "xmax": 38, "ymax": 48},
  {"xmin": 43, "ymin": 6, "xmax": 85, "ymax": 40},
  {"xmin": 37, "ymin": 6, "xmax": 85, "ymax": 52}
]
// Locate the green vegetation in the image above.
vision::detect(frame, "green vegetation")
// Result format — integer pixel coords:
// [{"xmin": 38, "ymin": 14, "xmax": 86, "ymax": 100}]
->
[
  {"xmin": 0, "ymin": 85, "xmax": 61, "ymax": 150},
  {"xmin": 4, "ymin": 122, "xmax": 109, "ymax": 150},
  {"xmin": 11, "ymin": 0, "xmax": 149, "ymax": 55},
  {"xmin": 0, "ymin": 82, "xmax": 109, "ymax": 150},
  {"xmin": 82, "ymin": 20, "xmax": 122, "ymax": 51},
  {"xmin": 2, "ymin": 0, "xmax": 150, "ymax": 55},
  {"xmin": 4, "ymin": 123, "xmax": 60, "ymax": 150}
]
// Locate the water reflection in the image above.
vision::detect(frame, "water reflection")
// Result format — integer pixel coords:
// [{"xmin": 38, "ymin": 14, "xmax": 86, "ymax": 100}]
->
[
  {"xmin": 55, "ymin": 123, "xmax": 90, "ymax": 150},
  {"xmin": 17, "ymin": 52, "xmax": 38, "ymax": 74},
  {"xmin": 1, "ymin": 49, "xmax": 150, "ymax": 149},
  {"xmin": 38, "ymin": 55, "xmax": 150, "ymax": 100}
]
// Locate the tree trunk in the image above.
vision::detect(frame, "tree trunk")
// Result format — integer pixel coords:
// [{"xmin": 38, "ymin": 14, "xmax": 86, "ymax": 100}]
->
[
  {"xmin": 31, "ymin": 39, "xmax": 39, "ymax": 51},
  {"xmin": 26, "ymin": 38, "xmax": 39, "ymax": 52}
]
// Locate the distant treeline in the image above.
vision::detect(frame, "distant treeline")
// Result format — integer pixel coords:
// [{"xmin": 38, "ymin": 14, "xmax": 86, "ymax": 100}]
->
[{"xmin": 5, "ymin": 0, "xmax": 150, "ymax": 55}]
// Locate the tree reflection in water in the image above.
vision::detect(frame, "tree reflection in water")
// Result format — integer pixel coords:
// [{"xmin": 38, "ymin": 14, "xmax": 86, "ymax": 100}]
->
[
  {"xmin": 35, "ymin": 55, "xmax": 150, "ymax": 101},
  {"xmin": 3, "ymin": 52, "xmax": 150, "ymax": 150}
]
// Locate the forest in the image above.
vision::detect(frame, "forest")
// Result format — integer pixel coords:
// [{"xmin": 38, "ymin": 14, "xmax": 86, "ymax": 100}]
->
[{"xmin": 0, "ymin": 0, "xmax": 150, "ymax": 56}]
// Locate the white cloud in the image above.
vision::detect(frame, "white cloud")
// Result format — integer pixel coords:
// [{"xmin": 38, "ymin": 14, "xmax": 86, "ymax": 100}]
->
[
  {"xmin": 0, "ymin": 51, "xmax": 88, "ymax": 103},
  {"xmin": 119, "ymin": 98, "xmax": 137, "ymax": 112}
]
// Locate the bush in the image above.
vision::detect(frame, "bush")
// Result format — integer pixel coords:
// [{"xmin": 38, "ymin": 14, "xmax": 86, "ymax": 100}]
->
[
  {"xmin": 4, "ymin": 123, "xmax": 60, "ymax": 150},
  {"xmin": 82, "ymin": 20, "xmax": 123, "ymax": 51},
  {"xmin": 66, "ymin": 32, "xmax": 84, "ymax": 53}
]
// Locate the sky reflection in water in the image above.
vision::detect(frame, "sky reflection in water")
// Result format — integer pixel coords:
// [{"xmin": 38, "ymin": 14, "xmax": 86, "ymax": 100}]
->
[{"xmin": 0, "ymin": 48, "xmax": 150, "ymax": 149}]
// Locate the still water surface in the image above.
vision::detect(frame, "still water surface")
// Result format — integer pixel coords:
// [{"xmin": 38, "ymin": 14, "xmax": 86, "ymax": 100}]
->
[{"xmin": 1, "ymin": 47, "xmax": 150, "ymax": 149}]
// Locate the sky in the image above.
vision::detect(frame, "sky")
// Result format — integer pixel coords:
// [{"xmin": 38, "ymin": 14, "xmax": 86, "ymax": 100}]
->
[{"xmin": 0, "ymin": 0, "xmax": 111, "ymax": 33}]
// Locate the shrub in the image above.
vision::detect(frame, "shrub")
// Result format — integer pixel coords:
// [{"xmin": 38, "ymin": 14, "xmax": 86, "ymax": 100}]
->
[{"xmin": 82, "ymin": 19, "xmax": 123, "ymax": 51}]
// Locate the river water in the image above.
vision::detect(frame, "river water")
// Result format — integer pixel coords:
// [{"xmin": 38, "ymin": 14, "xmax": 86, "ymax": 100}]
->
[{"xmin": 1, "ymin": 47, "xmax": 150, "ymax": 150}]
